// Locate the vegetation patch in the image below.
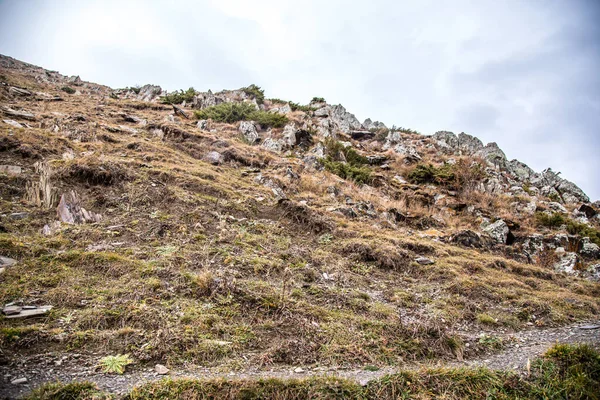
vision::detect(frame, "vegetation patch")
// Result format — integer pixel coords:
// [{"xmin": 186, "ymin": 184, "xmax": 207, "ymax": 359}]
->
[
  {"xmin": 194, "ymin": 103, "xmax": 288, "ymax": 128},
  {"xmin": 321, "ymin": 139, "xmax": 372, "ymax": 184},
  {"xmin": 160, "ymin": 87, "xmax": 195, "ymax": 105},
  {"xmin": 242, "ymin": 84, "xmax": 265, "ymax": 104},
  {"xmin": 535, "ymin": 212, "xmax": 600, "ymax": 246},
  {"xmin": 60, "ymin": 86, "xmax": 75, "ymax": 94}
]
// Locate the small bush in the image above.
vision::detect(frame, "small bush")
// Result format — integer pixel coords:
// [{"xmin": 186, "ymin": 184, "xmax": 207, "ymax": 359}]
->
[
  {"xmin": 194, "ymin": 102, "xmax": 288, "ymax": 128},
  {"xmin": 61, "ymin": 86, "xmax": 75, "ymax": 94},
  {"xmin": 160, "ymin": 87, "xmax": 195, "ymax": 104},
  {"xmin": 408, "ymin": 163, "xmax": 455, "ymax": 185},
  {"xmin": 535, "ymin": 212, "xmax": 600, "ymax": 247},
  {"xmin": 242, "ymin": 84, "xmax": 265, "ymax": 104},
  {"xmin": 321, "ymin": 139, "xmax": 371, "ymax": 184},
  {"xmin": 289, "ymin": 101, "xmax": 314, "ymax": 112},
  {"xmin": 535, "ymin": 212, "xmax": 566, "ymax": 228},
  {"xmin": 311, "ymin": 97, "xmax": 326, "ymax": 103}
]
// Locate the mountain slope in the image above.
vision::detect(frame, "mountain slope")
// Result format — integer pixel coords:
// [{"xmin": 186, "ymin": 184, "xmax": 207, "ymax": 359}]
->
[{"xmin": 0, "ymin": 54, "xmax": 599, "ymax": 396}]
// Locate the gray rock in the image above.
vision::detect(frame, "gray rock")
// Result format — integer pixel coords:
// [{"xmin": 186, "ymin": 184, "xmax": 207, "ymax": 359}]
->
[
  {"xmin": 329, "ymin": 104, "xmax": 363, "ymax": 133},
  {"xmin": 581, "ymin": 238, "xmax": 600, "ymax": 258},
  {"xmin": 155, "ymin": 364, "xmax": 169, "ymax": 375},
  {"xmin": 203, "ymin": 151, "xmax": 223, "ymax": 165},
  {"xmin": 477, "ymin": 142, "xmax": 506, "ymax": 168},
  {"xmin": 261, "ymin": 138, "xmax": 284, "ymax": 153},
  {"xmin": 282, "ymin": 123, "xmax": 298, "ymax": 146},
  {"xmin": 57, "ymin": 191, "xmax": 102, "ymax": 224},
  {"xmin": 415, "ymin": 256, "xmax": 434, "ymax": 265},
  {"xmin": 483, "ymin": 219, "xmax": 510, "ymax": 244},
  {"xmin": 11, "ymin": 377, "xmax": 28, "ymax": 385},
  {"xmin": 3, "ymin": 119, "xmax": 23, "ymax": 128},
  {"xmin": 458, "ymin": 132, "xmax": 483, "ymax": 154},
  {"xmin": 507, "ymin": 159, "xmax": 534, "ymax": 181},
  {"xmin": 0, "ymin": 165, "xmax": 23, "ymax": 175},
  {"xmin": 432, "ymin": 131, "xmax": 458, "ymax": 153},
  {"xmin": 137, "ymin": 84, "xmax": 162, "ymax": 102},
  {"xmin": 553, "ymin": 251, "xmax": 579, "ymax": 275},
  {"xmin": 197, "ymin": 120, "xmax": 209, "ymax": 130},
  {"xmin": 239, "ymin": 121, "xmax": 259, "ymax": 144},
  {"xmin": 587, "ymin": 264, "xmax": 600, "ymax": 281},
  {"xmin": 362, "ymin": 118, "xmax": 386, "ymax": 130},
  {"xmin": 393, "ymin": 144, "xmax": 422, "ymax": 163},
  {"xmin": 0, "ymin": 256, "xmax": 17, "ymax": 268},
  {"xmin": 578, "ymin": 204, "xmax": 597, "ymax": 219}
]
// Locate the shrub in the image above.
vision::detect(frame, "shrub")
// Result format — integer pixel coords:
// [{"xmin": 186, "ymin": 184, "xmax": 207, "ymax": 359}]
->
[
  {"xmin": 289, "ymin": 101, "xmax": 314, "ymax": 112},
  {"xmin": 194, "ymin": 102, "xmax": 288, "ymax": 128},
  {"xmin": 321, "ymin": 139, "xmax": 372, "ymax": 184},
  {"xmin": 535, "ymin": 212, "xmax": 600, "ymax": 246},
  {"xmin": 61, "ymin": 86, "xmax": 75, "ymax": 94},
  {"xmin": 160, "ymin": 87, "xmax": 195, "ymax": 104},
  {"xmin": 242, "ymin": 84, "xmax": 265, "ymax": 104},
  {"xmin": 311, "ymin": 97, "xmax": 326, "ymax": 103},
  {"xmin": 535, "ymin": 212, "xmax": 566, "ymax": 228},
  {"xmin": 408, "ymin": 163, "xmax": 455, "ymax": 185}
]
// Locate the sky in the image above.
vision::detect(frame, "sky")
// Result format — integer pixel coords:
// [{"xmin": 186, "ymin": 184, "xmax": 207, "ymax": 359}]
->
[{"xmin": 1, "ymin": 0, "xmax": 599, "ymax": 199}]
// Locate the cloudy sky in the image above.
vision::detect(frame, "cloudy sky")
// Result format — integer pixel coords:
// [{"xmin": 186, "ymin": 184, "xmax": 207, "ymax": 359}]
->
[{"xmin": 1, "ymin": 0, "xmax": 599, "ymax": 199}]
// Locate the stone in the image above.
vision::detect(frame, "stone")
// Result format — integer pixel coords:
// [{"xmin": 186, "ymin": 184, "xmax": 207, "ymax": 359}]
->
[
  {"xmin": 261, "ymin": 138, "xmax": 283, "ymax": 153},
  {"xmin": 483, "ymin": 219, "xmax": 510, "ymax": 244},
  {"xmin": 553, "ymin": 252, "xmax": 579, "ymax": 275},
  {"xmin": 137, "ymin": 84, "xmax": 163, "ymax": 102},
  {"xmin": 282, "ymin": 123, "xmax": 298, "ymax": 146},
  {"xmin": 197, "ymin": 120, "xmax": 209, "ymax": 130},
  {"xmin": 3, "ymin": 305, "xmax": 23, "ymax": 315},
  {"xmin": 57, "ymin": 191, "xmax": 102, "ymax": 224},
  {"xmin": 362, "ymin": 118, "xmax": 386, "ymax": 130},
  {"xmin": 432, "ymin": 131, "xmax": 459, "ymax": 153},
  {"xmin": 11, "ymin": 377, "xmax": 27, "ymax": 385},
  {"xmin": 579, "ymin": 324, "xmax": 600, "ymax": 330},
  {"xmin": 239, "ymin": 121, "xmax": 259, "ymax": 144},
  {"xmin": 0, "ymin": 256, "xmax": 17, "ymax": 268},
  {"xmin": 393, "ymin": 144, "xmax": 422, "ymax": 163},
  {"xmin": 68, "ymin": 75, "xmax": 83, "ymax": 86},
  {"xmin": 0, "ymin": 165, "xmax": 23, "ymax": 175},
  {"xmin": 3, "ymin": 119, "xmax": 23, "ymax": 128},
  {"xmin": 350, "ymin": 130, "xmax": 375, "ymax": 141},
  {"xmin": 204, "ymin": 151, "xmax": 223, "ymax": 165},
  {"xmin": 294, "ymin": 367, "xmax": 305, "ymax": 373},
  {"xmin": 9, "ymin": 86, "xmax": 32, "ymax": 96},
  {"xmin": 5, "ymin": 305, "xmax": 52, "ymax": 318},
  {"xmin": 580, "ymin": 238, "xmax": 600, "ymax": 258},
  {"xmin": 457, "ymin": 132, "xmax": 484, "ymax": 154},
  {"xmin": 578, "ymin": 204, "xmax": 597, "ymax": 219},
  {"xmin": 42, "ymin": 221, "xmax": 62, "ymax": 236},
  {"xmin": 155, "ymin": 364, "xmax": 169, "ymax": 375},
  {"xmin": 2, "ymin": 106, "xmax": 36, "ymax": 121},
  {"xmin": 415, "ymin": 256, "xmax": 434, "ymax": 265}
]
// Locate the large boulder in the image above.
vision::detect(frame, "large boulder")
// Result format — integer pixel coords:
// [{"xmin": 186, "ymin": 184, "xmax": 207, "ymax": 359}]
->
[
  {"xmin": 457, "ymin": 132, "xmax": 483, "ymax": 154},
  {"xmin": 239, "ymin": 121, "xmax": 259, "ymax": 144},
  {"xmin": 553, "ymin": 250, "xmax": 579, "ymax": 275},
  {"xmin": 580, "ymin": 238, "xmax": 600, "ymax": 259},
  {"xmin": 362, "ymin": 118, "xmax": 386, "ymax": 130},
  {"xmin": 483, "ymin": 219, "xmax": 511, "ymax": 244},
  {"xmin": 57, "ymin": 191, "xmax": 101, "ymax": 224},
  {"xmin": 329, "ymin": 104, "xmax": 363, "ymax": 133},
  {"xmin": 432, "ymin": 131, "xmax": 459, "ymax": 153}
]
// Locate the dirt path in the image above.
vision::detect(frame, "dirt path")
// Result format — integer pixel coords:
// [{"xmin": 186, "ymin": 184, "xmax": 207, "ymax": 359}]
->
[{"xmin": 2, "ymin": 321, "xmax": 599, "ymax": 399}]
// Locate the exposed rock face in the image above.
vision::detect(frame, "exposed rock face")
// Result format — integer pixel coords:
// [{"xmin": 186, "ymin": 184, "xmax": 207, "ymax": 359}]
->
[
  {"xmin": 483, "ymin": 220, "xmax": 510, "ymax": 244},
  {"xmin": 56, "ymin": 191, "xmax": 102, "ymax": 224},
  {"xmin": 239, "ymin": 121, "xmax": 259, "ymax": 144},
  {"xmin": 203, "ymin": 151, "xmax": 223, "ymax": 165},
  {"xmin": 315, "ymin": 104, "xmax": 362, "ymax": 133},
  {"xmin": 362, "ymin": 118, "xmax": 386, "ymax": 130},
  {"xmin": 553, "ymin": 251, "xmax": 579, "ymax": 275},
  {"xmin": 581, "ymin": 238, "xmax": 600, "ymax": 258},
  {"xmin": 261, "ymin": 138, "xmax": 284, "ymax": 153}
]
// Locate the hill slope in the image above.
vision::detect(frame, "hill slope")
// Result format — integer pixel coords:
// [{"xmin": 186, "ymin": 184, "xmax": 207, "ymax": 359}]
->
[{"xmin": 0, "ymin": 54, "xmax": 599, "ymax": 397}]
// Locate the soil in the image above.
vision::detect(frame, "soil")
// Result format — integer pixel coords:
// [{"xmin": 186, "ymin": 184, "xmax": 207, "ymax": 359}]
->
[{"xmin": 2, "ymin": 321, "xmax": 599, "ymax": 399}]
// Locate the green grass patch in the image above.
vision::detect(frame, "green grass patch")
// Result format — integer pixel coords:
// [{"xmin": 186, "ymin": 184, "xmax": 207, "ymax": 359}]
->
[{"xmin": 194, "ymin": 102, "xmax": 288, "ymax": 128}]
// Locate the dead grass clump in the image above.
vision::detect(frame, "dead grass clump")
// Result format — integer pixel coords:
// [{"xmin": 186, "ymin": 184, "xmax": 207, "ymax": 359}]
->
[
  {"xmin": 342, "ymin": 240, "xmax": 411, "ymax": 271},
  {"xmin": 277, "ymin": 199, "xmax": 332, "ymax": 233},
  {"xmin": 63, "ymin": 161, "xmax": 128, "ymax": 186}
]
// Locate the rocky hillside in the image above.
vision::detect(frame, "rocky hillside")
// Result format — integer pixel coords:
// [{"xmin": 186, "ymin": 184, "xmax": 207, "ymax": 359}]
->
[{"xmin": 1, "ymin": 54, "xmax": 599, "ymax": 397}]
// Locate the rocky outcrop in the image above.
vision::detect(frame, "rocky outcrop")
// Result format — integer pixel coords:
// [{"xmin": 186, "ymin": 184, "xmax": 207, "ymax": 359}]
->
[
  {"xmin": 483, "ymin": 219, "xmax": 511, "ymax": 244},
  {"xmin": 239, "ymin": 121, "xmax": 259, "ymax": 144},
  {"xmin": 56, "ymin": 191, "xmax": 102, "ymax": 224},
  {"xmin": 362, "ymin": 118, "xmax": 386, "ymax": 130}
]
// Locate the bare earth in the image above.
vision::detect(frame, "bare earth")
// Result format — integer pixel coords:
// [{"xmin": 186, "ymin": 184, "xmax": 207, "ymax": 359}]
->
[{"xmin": 2, "ymin": 321, "xmax": 599, "ymax": 399}]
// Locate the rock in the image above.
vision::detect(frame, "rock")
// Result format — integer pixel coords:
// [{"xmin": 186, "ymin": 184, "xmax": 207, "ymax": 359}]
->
[
  {"xmin": 578, "ymin": 204, "xmax": 597, "ymax": 219},
  {"xmin": 2, "ymin": 106, "xmax": 36, "ymax": 121},
  {"xmin": 9, "ymin": 86, "xmax": 32, "ymax": 96},
  {"xmin": 8, "ymin": 212, "xmax": 29, "ymax": 220},
  {"xmin": 311, "ymin": 142, "xmax": 325, "ymax": 158},
  {"xmin": 11, "ymin": 377, "xmax": 27, "ymax": 385},
  {"xmin": 458, "ymin": 132, "xmax": 484, "ymax": 154},
  {"xmin": 155, "ymin": 364, "xmax": 169, "ymax": 375},
  {"xmin": 415, "ymin": 256, "xmax": 434, "ymax": 265},
  {"xmin": 553, "ymin": 252, "xmax": 579, "ymax": 275},
  {"xmin": 137, "ymin": 84, "xmax": 162, "ymax": 102},
  {"xmin": 0, "ymin": 256, "xmax": 17, "ymax": 268},
  {"xmin": 3, "ymin": 119, "xmax": 23, "ymax": 128},
  {"xmin": 239, "ymin": 121, "xmax": 259, "ymax": 144},
  {"xmin": 329, "ymin": 104, "xmax": 363, "ymax": 133},
  {"xmin": 588, "ymin": 264, "xmax": 600, "ymax": 281},
  {"xmin": 362, "ymin": 118, "xmax": 386, "ymax": 130},
  {"xmin": 119, "ymin": 125, "xmax": 138, "ymax": 134},
  {"xmin": 294, "ymin": 367, "xmax": 305, "ymax": 373},
  {"xmin": 580, "ymin": 238, "xmax": 600, "ymax": 258},
  {"xmin": 3, "ymin": 305, "xmax": 23, "ymax": 315},
  {"xmin": 203, "ymin": 151, "xmax": 223, "ymax": 165},
  {"xmin": 5, "ymin": 305, "xmax": 52, "ymax": 319},
  {"xmin": 545, "ymin": 201, "xmax": 568, "ymax": 214},
  {"xmin": 367, "ymin": 155, "xmax": 388, "ymax": 165},
  {"xmin": 432, "ymin": 131, "xmax": 459, "ymax": 153},
  {"xmin": 42, "ymin": 221, "xmax": 62, "ymax": 236},
  {"xmin": 477, "ymin": 142, "xmax": 506, "ymax": 168},
  {"xmin": 0, "ymin": 165, "xmax": 22, "ymax": 175},
  {"xmin": 261, "ymin": 138, "xmax": 283, "ymax": 153},
  {"xmin": 483, "ymin": 219, "xmax": 511, "ymax": 244},
  {"xmin": 197, "ymin": 120, "xmax": 209, "ymax": 130},
  {"xmin": 507, "ymin": 159, "xmax": 535, "ymax": 182},
  {"xmin": 579, "ymin": 324, "xmax": 600, "ymax": 330},
  {"xmin": 282, "ymin": 123, "xmax": 298, "ymax": 146},
  {"xmin": 393, "ymin": 144, "xmax": 422, "ymax": 163},
  {"xmin": 350, "ymin": 130, "xmax": 375, "ymax": 141},
  {"xmin": 278, "ymin": 104, "xmax": 291, "ymax": 114},
  {"xmin": 68, "ymin": 75, "xmax": 83, "ymax": 86},
  {"xmin": 57, "ymin": 191, "xmax": 102, "ymax": 224},
  {"xmin": 122, "ymin": 114, "xmax": 147, "ymax": 125}
]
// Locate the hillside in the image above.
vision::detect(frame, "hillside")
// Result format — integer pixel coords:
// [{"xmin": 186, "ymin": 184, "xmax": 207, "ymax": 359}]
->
[{"xmin": 0, "ymin": 54, "xmax": 599, "ymax": 398}]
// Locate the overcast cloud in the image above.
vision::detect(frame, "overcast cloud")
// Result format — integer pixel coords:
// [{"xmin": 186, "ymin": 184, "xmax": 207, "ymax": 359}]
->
[{"xmin": 1, "ymin": 0, "xmax": 598, "ymax": 199}]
